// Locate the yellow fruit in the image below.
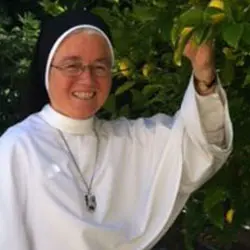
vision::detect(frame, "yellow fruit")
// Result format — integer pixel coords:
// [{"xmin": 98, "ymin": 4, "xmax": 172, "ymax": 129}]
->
[
  {"xmin": 142, "ymin": 63, "xmax": 153, "ymax": 77},
  {"xmin": 118, "ymin": 58, "xmax": 131, "ymax": 77},
  {"xmin": 208, "ymin": 0, "xmax": 224, "ymax": 10},
  {"xmin": 225, "ymin": 209, "xmax": 235, "ymax": 224}
]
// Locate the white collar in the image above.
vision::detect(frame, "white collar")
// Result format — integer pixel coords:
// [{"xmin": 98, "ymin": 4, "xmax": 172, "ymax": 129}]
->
[{"xmin": 39, "ymin": 104, "xmax": 94, "ymax": 135}]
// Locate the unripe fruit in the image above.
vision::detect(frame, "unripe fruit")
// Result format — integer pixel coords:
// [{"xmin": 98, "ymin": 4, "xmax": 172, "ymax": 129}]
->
[
  {"xmin": 118, "ymin": 58, "xmax": 131, "ymax": 77},
  {"xmin": 142, "ymin": 63, "xmax": 154, "ymax": 77}
]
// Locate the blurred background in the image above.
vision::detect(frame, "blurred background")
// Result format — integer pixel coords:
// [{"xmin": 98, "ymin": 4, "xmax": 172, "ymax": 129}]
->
[{"xmin": 0, "ymin": 0, "xmax": 250, "ymax": 249}]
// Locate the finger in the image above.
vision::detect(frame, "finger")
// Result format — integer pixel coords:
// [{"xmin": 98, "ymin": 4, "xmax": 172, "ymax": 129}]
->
[{"xmin": 183, "ymin": 39, "xmax": 196, "ymax": 58}]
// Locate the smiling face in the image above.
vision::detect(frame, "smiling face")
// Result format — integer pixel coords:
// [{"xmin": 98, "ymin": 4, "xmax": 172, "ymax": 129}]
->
[{"xmin": 48, "ymin": 30, "xmax": 112, "ymax": 119}]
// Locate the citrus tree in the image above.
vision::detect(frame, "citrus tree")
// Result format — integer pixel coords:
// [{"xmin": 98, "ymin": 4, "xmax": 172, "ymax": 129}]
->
[
  {"xmin": 0, "ymin": 0, "xmax": 250, "ymax": 249},
  {"xmin": 92, "ymin": 1, "xmax": 250, "ymax": 248}
]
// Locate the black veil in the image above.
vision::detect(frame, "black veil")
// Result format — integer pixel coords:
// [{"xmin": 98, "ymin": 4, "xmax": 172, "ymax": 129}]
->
[{"xmin": 20, "ymin": 10, "xmax": 112, "ymax": 119}]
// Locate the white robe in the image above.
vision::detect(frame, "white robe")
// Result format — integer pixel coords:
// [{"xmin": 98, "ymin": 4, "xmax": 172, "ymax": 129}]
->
[{"xmin": 0, "ymin": 78, "xmax": 233, "ymax": 250}]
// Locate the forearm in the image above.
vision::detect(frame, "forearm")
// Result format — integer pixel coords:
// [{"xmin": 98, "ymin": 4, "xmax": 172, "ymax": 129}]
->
[
  {"xmin": 191, "ymin": 59, "xmax": 227, "ymax": 146},
  {"xmin": 195, "ymin": 82, "xmax": 225, "ymax": 146},
  {"xmin": 179, "ymin": 75, "xmax": 233, "ymax": 193},
  {"xmin": 192, "ymin": 61, "xmax": 217, "ymax": 96}
]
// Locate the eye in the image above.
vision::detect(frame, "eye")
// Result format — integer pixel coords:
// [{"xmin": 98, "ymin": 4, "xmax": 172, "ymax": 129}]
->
[
  {"xmin": 64, "ymin": 63, "xmax": 81, "ymax": 73},
  {"xmin": 93, "ymin": 64, "xmax": 109, "ymax": 75}
]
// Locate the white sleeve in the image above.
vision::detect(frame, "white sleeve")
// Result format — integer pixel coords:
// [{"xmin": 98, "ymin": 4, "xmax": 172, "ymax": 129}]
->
[
  {"xmin": 100, "ymin": 74, "xmax": 233, "ymax": 197},
  {"xmin": 179, "ymin": 75, "xmax": 233, "ymax": 194},
  {"xmin": 195, "ymin": 77, "xmax": 225, "ymax": 146},
  {"xmin": 0, "ymin": 131, "xmax": 30, "ymax": 250}
]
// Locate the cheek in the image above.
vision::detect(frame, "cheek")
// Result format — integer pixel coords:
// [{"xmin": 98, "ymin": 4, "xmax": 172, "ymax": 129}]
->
[{"xmin": 49, "ymin": 73, "xmax": 73, "ymax": 99}]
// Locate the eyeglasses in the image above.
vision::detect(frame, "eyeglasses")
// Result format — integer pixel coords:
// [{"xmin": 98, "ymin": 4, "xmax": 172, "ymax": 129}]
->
[{"xmin": 51, "ymin": 61, "xmax": 111, "ymax": 77}]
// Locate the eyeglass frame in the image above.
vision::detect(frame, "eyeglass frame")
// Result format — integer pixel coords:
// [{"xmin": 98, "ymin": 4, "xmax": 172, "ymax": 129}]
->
[{"xmin": 50, "ymin": 60, "xmax": 112, "ymax": 78}]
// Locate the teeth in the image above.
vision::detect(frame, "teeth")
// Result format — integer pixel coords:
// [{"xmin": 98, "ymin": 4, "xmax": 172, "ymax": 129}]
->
[{"xmin": 73, "ymin": 92, "xmax": 95, "ymax": 100}]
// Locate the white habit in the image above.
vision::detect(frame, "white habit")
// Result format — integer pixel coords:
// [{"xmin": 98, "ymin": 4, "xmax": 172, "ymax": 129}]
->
[{"xmin": 0, "ymin": 78, "xmax": 233, "ymax": 250}]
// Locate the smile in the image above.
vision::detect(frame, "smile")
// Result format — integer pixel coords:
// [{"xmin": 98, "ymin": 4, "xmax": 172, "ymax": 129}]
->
[{"xmin": 72, "ymin": 91, "xmax": 96, "ymax": 100}]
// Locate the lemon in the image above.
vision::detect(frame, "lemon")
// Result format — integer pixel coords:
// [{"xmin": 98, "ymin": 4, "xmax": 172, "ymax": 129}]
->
[
  {"xmin": 208, "ymin": 0, "xmax": 224, "ymax": 10},
  {"xmin": 142, "ymin": 63, "xmax": 153, "ymax": 78},
  {"xmin": 118, "ymin": 58, "xmax": 131, "ymax": 77},
  {"xmin": 225, "ymin": 209, "xmax": 235, "ymax": 224},
  {"xmin": 206, "ymin": 0, "xmax": 225, "ymax": 24}
]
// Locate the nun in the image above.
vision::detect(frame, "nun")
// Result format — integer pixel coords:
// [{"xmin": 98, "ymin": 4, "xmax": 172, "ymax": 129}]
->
[{"xmin": 0, "ymin": 9, "xmax": 233, "ymax": 250}]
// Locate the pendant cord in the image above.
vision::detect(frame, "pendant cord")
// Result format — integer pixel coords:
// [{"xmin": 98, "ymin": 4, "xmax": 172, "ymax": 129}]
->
[{"xmin": 57, "ymin": 121, "xmax": 99, "ymax": 212}]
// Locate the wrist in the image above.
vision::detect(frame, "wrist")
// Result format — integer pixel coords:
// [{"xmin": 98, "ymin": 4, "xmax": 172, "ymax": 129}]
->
[
  {"xmin": 193, "ymin": 66, "xmax": 216, "ymax": 83},
  {"xmin": 194, "ymin": 72, "xmax": 217, "ymax": 96}
]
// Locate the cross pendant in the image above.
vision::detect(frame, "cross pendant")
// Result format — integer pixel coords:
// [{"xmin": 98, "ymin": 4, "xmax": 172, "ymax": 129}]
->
[{"xmin": 84, "ymin": 193, "xmax": 97, "ymax": 212}]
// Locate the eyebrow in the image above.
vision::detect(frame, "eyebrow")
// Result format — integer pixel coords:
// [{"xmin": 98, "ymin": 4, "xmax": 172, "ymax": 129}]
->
[
  {"xmin": 95, "ymin": 58, "xmax": 112, "ymax": 66},
  {"xmin": 60, "ymin": 56, "xmax": 82, "ymax": 62},
  {"xmin": 59, "ymin": 56, "xmax": 112, "ymax": 65}
]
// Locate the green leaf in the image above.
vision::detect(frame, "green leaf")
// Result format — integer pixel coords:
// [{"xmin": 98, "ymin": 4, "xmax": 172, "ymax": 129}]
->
[
  {"xmin": 204, "ymin": 6, "xmax": 226, "ymax": 24},
  {"xmin": 152, "ymin": 0, "xmax": 168, "ymax": 8},
  {"xmin": 241, "ymin": 22, "xmax": 250, "ymax": 45},
  {"xmin": 146, "ymin": 95, "xmax": 166, "ymax": 106},
  {"xmin": 39, "ymin": 0, "xmax": 66, "ymax": 16},
  {"xmin": 193, "ymin": 25, "xmax": 209, "ymax": 45},
  {"xmin": 178, "ymin": 8, "xmax": 204, "ymax": 27},
  {"xmin": 222, "ymin": 23, "xmax": 244, "ymax": 49},
  {"xmin": 220, "ymin": 58, "xmax": 235, "ymax": 85},
  {"xmin": 132, "ymin": 6, "xmax": 157, "ymax": 22},
  {"xmin": 223, "ymin": 0, "xmax": 234, "ymax": 22},
  {"xmin": 243, "ymin": 71, "xmax": 250, "ymax": 87},
  {"xmin": 142, "ymin": 84, "xmax": 164, "ymax": 98},
  {"xmin": 119, "ymin": 104, "xmax": 130, "ymax": 117},
  {"xmin": 173, "ymin": 27, "xmax": 194, "ymax": 67},
  {"xmin": 204, "ymin": 187, "xmax": 228, "ymax": 213},
  {"xmin": 171, "ymin": 22, "xmax": 181, "ymax": 47},
  {"xmin": 103, "ymin": 94, "xmax": 116, "ymax": 113},
  {"xmin": 115, "ymin": 81, "xmax": 135, "ymax": 95},
  {"xmin": 131, "ymin": 89, "xmax": 147, "ymax": 110},
  {"xmin": 207, "ymin": 203, "xmax": 225, "ymax": 230},
  {"xmin": 91, "ymin": 7, "xmax": 111, "ymax": 23},
  {"xmin": 159, "ymin": 16, "xmax": 173, "ymax": 42}
]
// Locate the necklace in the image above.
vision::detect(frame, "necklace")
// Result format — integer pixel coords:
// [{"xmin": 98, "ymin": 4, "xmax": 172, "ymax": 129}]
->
[{"xmin": 57, "ymin": 127, "xmax": 99, "ymax": 213}]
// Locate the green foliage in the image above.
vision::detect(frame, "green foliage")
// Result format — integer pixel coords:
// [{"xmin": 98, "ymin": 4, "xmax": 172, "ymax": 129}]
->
[
  {"xmin": 39, "ymin": 0, "xmax": 67, "ymax": 16},
  {"xmin": 0, "ymin": 9, "xmax": 39, "ymax": 130},
  {"xmin": 0, "ymin": 0, "xmax": 250, "ymax": 249}
]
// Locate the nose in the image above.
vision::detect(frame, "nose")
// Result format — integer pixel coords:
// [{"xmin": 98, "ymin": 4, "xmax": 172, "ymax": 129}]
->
[{"xmin": 78, "ymin": 66, "xmax": 95, "ymax": 86}]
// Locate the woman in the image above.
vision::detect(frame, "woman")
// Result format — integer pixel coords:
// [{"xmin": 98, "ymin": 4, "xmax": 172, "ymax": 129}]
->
[{"xmin": 0, "ymin": 9, "xmax": 232, "ymax": 250}]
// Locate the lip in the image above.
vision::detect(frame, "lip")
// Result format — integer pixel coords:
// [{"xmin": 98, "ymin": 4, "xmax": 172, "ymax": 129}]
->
[{"xmin": 72, "ymin": 91, "xmax": 97, "ymax": 100}]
